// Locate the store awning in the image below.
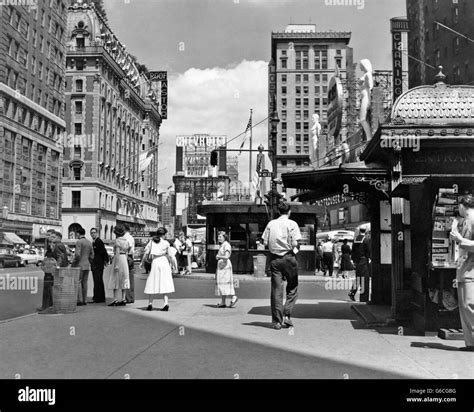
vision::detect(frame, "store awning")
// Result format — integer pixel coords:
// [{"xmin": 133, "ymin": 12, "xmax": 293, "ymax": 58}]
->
[
  {"xmin": 2, "ymin": 232, "xmax": 27, "ymax": 245},
  {"xmin": 283, "ymin": 162, "xmax": 390, "ymax": 201}
]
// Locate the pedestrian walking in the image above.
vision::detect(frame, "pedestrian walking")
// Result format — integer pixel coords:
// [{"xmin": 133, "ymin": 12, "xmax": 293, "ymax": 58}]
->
[
  {"xmin": 263, "ymin": 201, "xmax": 302, "ymax": 330},
  {"xmin": 339, "ymin": 239, "xmax": 354, "ymax": 279},
  {"xmin": 321, "ymin": 236, "xmax": 335, "ymax": 277},
  {"xmin": 349, "ymin": 227, "xmax": 371, "ymax": 301},
  {"xmin": 183, "ymin": 235, "xmax": 193, "ymax": 275},
  {"xmin": 89, "ymin": 227, "xmax": 109, "ymax": 303},
  {"xmin": 449, "ymin": 193, "xmax": 474, "ymax": 351},
  {"xmin": 315, "ymin": 241, "xmax": 323, "ymax": 274},
  {"xmin": 107, "ymin": 225, "xmax": 130, "ymax": 306},
  {"xmin": 215, "ymin": 231, "xmax": 238, "ymax": 308},
  {"xmin": 141, "ymin": 228, "xmax": 174, "ymax": 311},
  {"xmin": 123, "ymin": 224, "xmax": 135, "ymax": 303},
  {"xmin": 72, "ymin": 227, "xmax": 94, "ymax": 306},
  {"xmin": 175, "ymin": 232, "xmax": 186, "ymax": 275},
  {"xmin": 38, "ymin": 231, "xmax": 69, "ymax": 314},
  {"xmin": 168, "ymin": 238, "xmax": 179, "ymax": 274}
]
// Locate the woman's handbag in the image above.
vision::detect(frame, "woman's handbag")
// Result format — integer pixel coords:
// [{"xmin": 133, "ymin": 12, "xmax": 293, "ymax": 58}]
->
[
  {"xmin": 217, "ymin": 259, "xmax": 227, "ymax": 271},
  {"xmin": 41, "ymin": 257, "xmax": 57, "ymax": 273}
]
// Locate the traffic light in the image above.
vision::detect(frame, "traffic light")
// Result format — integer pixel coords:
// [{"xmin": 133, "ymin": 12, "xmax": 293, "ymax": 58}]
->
[{"xmin": 210, "ymin": 150, "xmax": 218, "ymax": 167}]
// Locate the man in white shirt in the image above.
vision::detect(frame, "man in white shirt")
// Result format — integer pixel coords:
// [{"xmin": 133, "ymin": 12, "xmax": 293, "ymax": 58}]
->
[
  {"xmin": 123, "ymin": 224, "xmax": 135, "ymax": 303},
  {"xmin": 321, "ymin": 237, "xmax": 336, "ymax": 277},
  {"xmin": 263, "ymin": 201, "xmax": 302, "ymax": 330}
]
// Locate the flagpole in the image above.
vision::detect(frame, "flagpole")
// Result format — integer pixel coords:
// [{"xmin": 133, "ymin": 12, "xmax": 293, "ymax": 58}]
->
[{"xmin": 249, "ymin": 109, "xmax": 253, "ymax": 193}]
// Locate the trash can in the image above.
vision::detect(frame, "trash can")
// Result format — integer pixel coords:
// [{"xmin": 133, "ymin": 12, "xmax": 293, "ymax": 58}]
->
[
  {"xmin": 253, "ymin": 254, "xmax": 267, "ymax": 278},
  {"xmin": 53, "ymin": 267, "xmax": 81, "ymax": 314}
]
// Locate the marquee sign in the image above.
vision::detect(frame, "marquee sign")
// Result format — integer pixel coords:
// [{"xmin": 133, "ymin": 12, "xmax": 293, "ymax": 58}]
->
[
  {"xmin": 390, "ymin": 18, "xmax": 409, "ymax": 103},
  {"xmin": 176, "ymin": 135, "xmax": 227, "ymax": 147},
  {"xmin": 149, "ymin": 71, "xmax": 168, "ymax": 119},
  {"xmin": 176, "ymin": 135, "xmax": 227, "ymax": 177}
]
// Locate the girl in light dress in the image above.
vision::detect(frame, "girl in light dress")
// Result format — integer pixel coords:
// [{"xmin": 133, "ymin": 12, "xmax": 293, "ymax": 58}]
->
[
  {"xmin": 140, "ymin": 227, "xmax": 174, "ymax": 311},
  {"xmin": 215, "ymin": 231, "xmax": 238, "ymax": 308},
  {"xmin": 107, "ymin": 225, "xmax": 130, "ymax": 306}
]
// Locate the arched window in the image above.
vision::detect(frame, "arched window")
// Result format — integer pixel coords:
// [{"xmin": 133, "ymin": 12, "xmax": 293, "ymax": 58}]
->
[
  {"xmin": 104, "ymin": 224, "xmax": 109, "ymax": 240},
  {"xmin": 68, "ymin": 223, "xmax": 82, "ymax": 240},
  {"xmin": 110, "ymin": 225, "xmax": 114, "ymax": 239}
]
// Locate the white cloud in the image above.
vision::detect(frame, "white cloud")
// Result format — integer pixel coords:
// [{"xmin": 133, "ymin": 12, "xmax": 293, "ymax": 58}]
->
[{"xmin": 158, "ymin": 59, "xmax": 270, "ymax": 190}]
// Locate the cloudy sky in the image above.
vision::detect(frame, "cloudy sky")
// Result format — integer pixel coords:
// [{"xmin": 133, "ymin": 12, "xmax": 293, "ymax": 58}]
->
[{"xmin": 104, "ymin": 0, "xmax": 405, "ymax": 189}]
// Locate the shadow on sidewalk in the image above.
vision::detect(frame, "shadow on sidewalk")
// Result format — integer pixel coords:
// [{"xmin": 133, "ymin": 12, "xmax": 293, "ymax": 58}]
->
[
  {"xmin": 248, "ymin": 302, "xmax": 360, "ymax": 321},
  {"xmin": 241, "ymin": 321, "xmax": 276, "ymax": 330}
]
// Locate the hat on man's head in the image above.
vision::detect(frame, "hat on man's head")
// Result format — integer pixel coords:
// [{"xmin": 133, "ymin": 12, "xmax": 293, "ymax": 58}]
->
[{"xmin": 114, "ymin": 225, "xmax": 126, "ymax": 237}]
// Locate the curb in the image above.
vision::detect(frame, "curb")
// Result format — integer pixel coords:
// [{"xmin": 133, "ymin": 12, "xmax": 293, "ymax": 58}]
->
[
  {"xmin": 0, "ymin": 312, "xmax": 38, "ymax": 325},
  {"xmin": 351, "ymin": 304, "xmax": 393, "ymax": 327}
]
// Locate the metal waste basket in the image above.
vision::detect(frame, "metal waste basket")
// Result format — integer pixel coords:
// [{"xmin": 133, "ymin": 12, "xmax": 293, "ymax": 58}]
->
[
  {"xmin": 53, "ymin": 267, "xmax": 81, "ymax": 313},
  {"xmin": 253, "ymin": 254, "xmax": 267, "ymax": 278}
]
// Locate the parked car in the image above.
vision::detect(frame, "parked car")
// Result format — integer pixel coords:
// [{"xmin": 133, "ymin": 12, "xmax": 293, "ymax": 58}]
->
[
  {"xmin": 0, "ymin": 250, "xmax": 24, "ymax": 268},
  {"xmin": 15, "ymin": 249, "xmax": 44, "ymax": 266}
]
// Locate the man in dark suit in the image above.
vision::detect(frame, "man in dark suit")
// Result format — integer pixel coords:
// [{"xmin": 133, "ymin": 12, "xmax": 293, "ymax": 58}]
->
[
  {"xmin": 72, "ymin": 227, "xmax": 94, "ymax": 306},
  {"xmin": 89, "ymin": 227, "xmax": 109, "ymax": 303},
  {"xmin": 38, "ymin": 231, "xmax": 69, "ymax": 314}
]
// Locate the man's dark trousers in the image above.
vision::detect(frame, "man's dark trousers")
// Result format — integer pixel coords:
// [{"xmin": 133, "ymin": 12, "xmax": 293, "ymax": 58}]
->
[
  {"xmin": 91, "ymin": 264, "xmax": 105, "ymax": 302},
  {"xmin": 322, "ymin": 252, "xmax": 334, "ymax": 276},
  {"xmin": 126, "ymin": 256, "xmax": 135, "ymax": 303},
  {"xmin": 269, "ymin": 253, "xmax": 298, "ymax": 325},
  {"xmin": 41, "ymin": 273, "xmax": 54, "ymax": 309}
]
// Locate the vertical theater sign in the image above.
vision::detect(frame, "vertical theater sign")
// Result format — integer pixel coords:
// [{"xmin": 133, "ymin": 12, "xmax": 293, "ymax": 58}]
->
[{"xmin": 149, "ymin": 71, "xmax": 168, "ymax": 119}]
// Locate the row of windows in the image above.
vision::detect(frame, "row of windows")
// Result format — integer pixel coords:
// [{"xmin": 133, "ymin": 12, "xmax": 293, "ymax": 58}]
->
[
  {"xmin": 280, "ymin": 59, "xmax": 330, "ymax": 70},
  {"xmin": 278, "ymin": 159, "xmax": 306, "ymax": 167},
  {"xmin": 281, "ymin": 73, "xmax": 330, "ymax": 83},
  {"xmin": 281, "ymin": 97, "xmax": 329, "ymax": 107},
  {"xmin": 281, "ymin": 85, "xmax": 329, "ymax": 95},
  {"xmin": 2, "ymin": 97, "xmax": 63, "ymax": 140},
  {"xmin": 5, "ymin": 5, "xmax": 65, "ymax": 49}
]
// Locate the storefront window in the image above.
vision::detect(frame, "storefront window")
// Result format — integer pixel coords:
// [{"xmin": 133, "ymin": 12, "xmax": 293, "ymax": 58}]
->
[{"xmin": 228, "ymin": 223, "xmax": 247, "ymax": 250}]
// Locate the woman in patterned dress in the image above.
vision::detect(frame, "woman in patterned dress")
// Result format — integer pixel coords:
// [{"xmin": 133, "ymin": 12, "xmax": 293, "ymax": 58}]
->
[
  {"xmin": 107, "ymin": 225, "xmax": 130, "ymax": 306},
  {"xmin": 215, "ymin": 231, "xmax": 238, "ymax": 308}
]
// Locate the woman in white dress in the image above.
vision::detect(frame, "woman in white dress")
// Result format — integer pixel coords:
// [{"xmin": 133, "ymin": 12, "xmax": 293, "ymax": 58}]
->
[
  {"xmin": 215, "ymin": 232, "xmax": 238, "ymax": 308},
  {"xmin": 141, "ymin": 227, "xmax": 174, "ymax": 311},
  {"xmin": 107, "ymin": 225, "xmax": 130, "ymax": 306}
]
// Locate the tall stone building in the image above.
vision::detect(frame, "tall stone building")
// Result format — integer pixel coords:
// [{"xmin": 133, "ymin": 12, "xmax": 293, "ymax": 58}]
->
[
  {"xmin": 407, "ymin": 0, "xmax": 474, "ymax": 87},
  {"xmin": 0, "ymin": 0, "xmax": 68, "ymax": 244},
  {"xmin": 62, "ymin": 1, "xmax": 163, "ymax": 241},
  {"xmin": 268, "ymin": 24, "xmax": 356, "ymax": 198}
]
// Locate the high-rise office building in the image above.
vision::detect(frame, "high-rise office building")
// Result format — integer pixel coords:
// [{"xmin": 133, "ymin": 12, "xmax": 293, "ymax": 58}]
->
[
  {"xmin": 268, "ymin": 24, "xmax": 355, "ymax": 197},
  {"xmin": 0, "ymin": 0, "xmax": 68, "ymax": 243},
  {"xmin": 407, "ymin": 0, "xmax": 474, "ymax": 87}
]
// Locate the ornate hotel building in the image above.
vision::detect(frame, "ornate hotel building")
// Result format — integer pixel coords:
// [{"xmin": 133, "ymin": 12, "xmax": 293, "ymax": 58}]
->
[
  {"xmin": 62, "ymin": 1, "xmax": 162, "ymax": 242},
  {"xmin": 0, "ymin": 0, "xmax": 67, "ymax": 243}
]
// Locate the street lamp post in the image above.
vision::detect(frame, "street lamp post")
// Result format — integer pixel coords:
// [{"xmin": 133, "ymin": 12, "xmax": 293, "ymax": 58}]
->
[{"xmin": 270, "ymin": 97, "xmax": 280, "ymax": 218}]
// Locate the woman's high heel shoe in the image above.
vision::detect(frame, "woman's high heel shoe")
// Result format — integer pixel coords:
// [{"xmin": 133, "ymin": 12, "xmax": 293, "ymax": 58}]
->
[
  {"xmin": 108, "ymin": 300, "xmax": 118, "ymax": 307},
  {"xmin": 160, "ymin": 305, "xmax": 169, "ymax": 311},
  {"xmin": 117, "ymin": 300, "xmax": 127, "ymax": 306}
]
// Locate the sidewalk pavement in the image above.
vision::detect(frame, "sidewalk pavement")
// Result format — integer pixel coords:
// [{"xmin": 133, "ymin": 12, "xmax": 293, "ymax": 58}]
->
[
  {"xmin": 0, "ymin": 296, "xmax": 472, "ymax": 379},
  {"xmin": 174, "ymin": 269, "xmax": 333, "ymax": 282}
]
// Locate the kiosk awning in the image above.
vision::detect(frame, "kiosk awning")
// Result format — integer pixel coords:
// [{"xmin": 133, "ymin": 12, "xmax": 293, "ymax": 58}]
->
[
  {"xmin": 283, "ymin": 162, "xmax": 390, "ymax": 201},
  {"xmin": 2, "ymin": 232, "xmax": 27, "ymax": 245}
]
